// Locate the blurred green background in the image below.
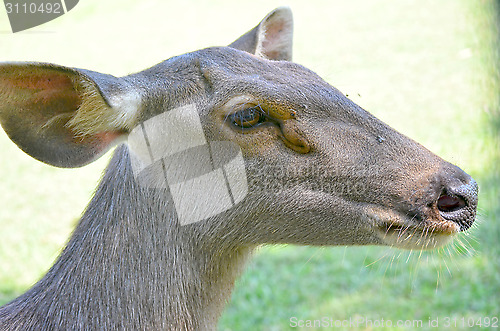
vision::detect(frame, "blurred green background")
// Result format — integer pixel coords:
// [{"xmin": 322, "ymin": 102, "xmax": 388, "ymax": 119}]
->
[{"xmin": 0, "ymin": 1, "xmax": 498, "ymax": 330}]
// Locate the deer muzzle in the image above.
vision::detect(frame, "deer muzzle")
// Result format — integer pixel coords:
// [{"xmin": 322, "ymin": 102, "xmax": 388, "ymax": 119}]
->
[{"xmin": 434, "ymin": 169, "xmax": 478, "ymax": 232}]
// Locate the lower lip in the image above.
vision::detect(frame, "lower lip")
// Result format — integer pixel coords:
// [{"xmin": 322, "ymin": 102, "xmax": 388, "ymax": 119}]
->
[{"xmin": 382, "ymin": 220, "xmax": 459, "ymax": 236}]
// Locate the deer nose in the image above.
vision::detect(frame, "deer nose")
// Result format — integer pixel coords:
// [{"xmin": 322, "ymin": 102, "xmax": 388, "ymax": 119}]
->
[{"xmin": 435, "ymin": 169, "xmax": 478, "ymax": 231}]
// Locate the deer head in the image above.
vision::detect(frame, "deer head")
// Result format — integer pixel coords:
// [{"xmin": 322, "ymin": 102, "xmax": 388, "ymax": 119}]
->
[
  {"xmin": 0, "ymin": 7, "xmax": 480, "ymax": 330},
  {"xmin": 0, "ymin": 8, "xmax": 477, "ymax": 251}
]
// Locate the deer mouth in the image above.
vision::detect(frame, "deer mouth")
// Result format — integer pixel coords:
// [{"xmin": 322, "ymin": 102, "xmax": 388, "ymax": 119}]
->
[
  {"xmin": 378, "ymin": 218, "xmax": 460, "ymax": 249},
  {"xmin": 368, "ymin": 177, "xmax": 478, "ymax": 250},
  {"xmin": 377, "ymin": 220, "xmax": 460, "ymax": 250},
  {"xmin": 367, "ymin": 205, "xmax": 462, "ymax": 250},
  {"xmin": 381, "ymin": 219, "xmax": 459, "ymax": 235}
]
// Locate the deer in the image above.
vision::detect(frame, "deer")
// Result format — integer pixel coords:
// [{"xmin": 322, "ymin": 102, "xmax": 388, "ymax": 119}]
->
[{"xmin": 0, "ymin": 7, "xmax": 478, "ymax": 330}]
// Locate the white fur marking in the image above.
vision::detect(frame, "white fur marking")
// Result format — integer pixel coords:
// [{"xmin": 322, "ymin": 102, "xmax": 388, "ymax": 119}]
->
[{"xmin": 108, "ymin": 90, "xmax": 142, "ymax": 131}]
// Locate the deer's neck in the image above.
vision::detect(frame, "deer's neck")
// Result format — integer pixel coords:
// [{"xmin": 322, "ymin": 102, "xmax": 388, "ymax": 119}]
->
[{"xmin": 0, "ymin": 145, "xmax": 252, "ymax": 330}]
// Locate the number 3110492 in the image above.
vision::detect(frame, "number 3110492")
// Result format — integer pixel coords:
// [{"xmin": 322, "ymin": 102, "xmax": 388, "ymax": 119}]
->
[{"xmin": 5, "ymin": 2, "xmax": 63, "ymax": 14}]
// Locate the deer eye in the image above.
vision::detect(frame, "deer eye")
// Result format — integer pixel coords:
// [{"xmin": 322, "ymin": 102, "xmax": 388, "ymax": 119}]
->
[{"xmin": 229, "ymin": 105, "xmax": 266, "ymax": 129}]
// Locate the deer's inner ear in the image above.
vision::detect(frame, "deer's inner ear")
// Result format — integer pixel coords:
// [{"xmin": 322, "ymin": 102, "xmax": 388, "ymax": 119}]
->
[
  {"xmin": 229, "ymin": 7, "xmax": 293, "ymax": 61},
  {"xmin": 0, "ymin": 63, "xmax": 140, "ymax": 168}
]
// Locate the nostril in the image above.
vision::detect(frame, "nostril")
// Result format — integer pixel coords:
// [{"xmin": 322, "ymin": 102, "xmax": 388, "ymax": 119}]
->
[
  {"xmin": 437, "ymin": 194, "xmax": 466, "ymax": 213},
  {"xmin": 434, "ymin": 173, "xmax": 478, "ymax": 231}
]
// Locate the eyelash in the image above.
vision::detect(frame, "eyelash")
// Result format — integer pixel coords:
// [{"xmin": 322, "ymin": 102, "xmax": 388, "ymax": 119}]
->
[{"xmin": 228, "ymin": 104, "xmax": 268, "ymax": 130}]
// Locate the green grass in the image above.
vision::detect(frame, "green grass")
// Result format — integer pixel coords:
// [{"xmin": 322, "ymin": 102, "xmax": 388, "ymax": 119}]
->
[{"xmin": 0, "ymin": 0, "xmax": 499, "ymax": 330}]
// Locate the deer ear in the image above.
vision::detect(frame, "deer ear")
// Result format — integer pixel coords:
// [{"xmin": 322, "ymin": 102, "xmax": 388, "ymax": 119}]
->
[
  {"xmin": 229, "ymin": 7, "xmax": 293, "ymax": 61},
  {"xmin": 0, "ymin": 63, "xmax": 141, "ymax": 168}
]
